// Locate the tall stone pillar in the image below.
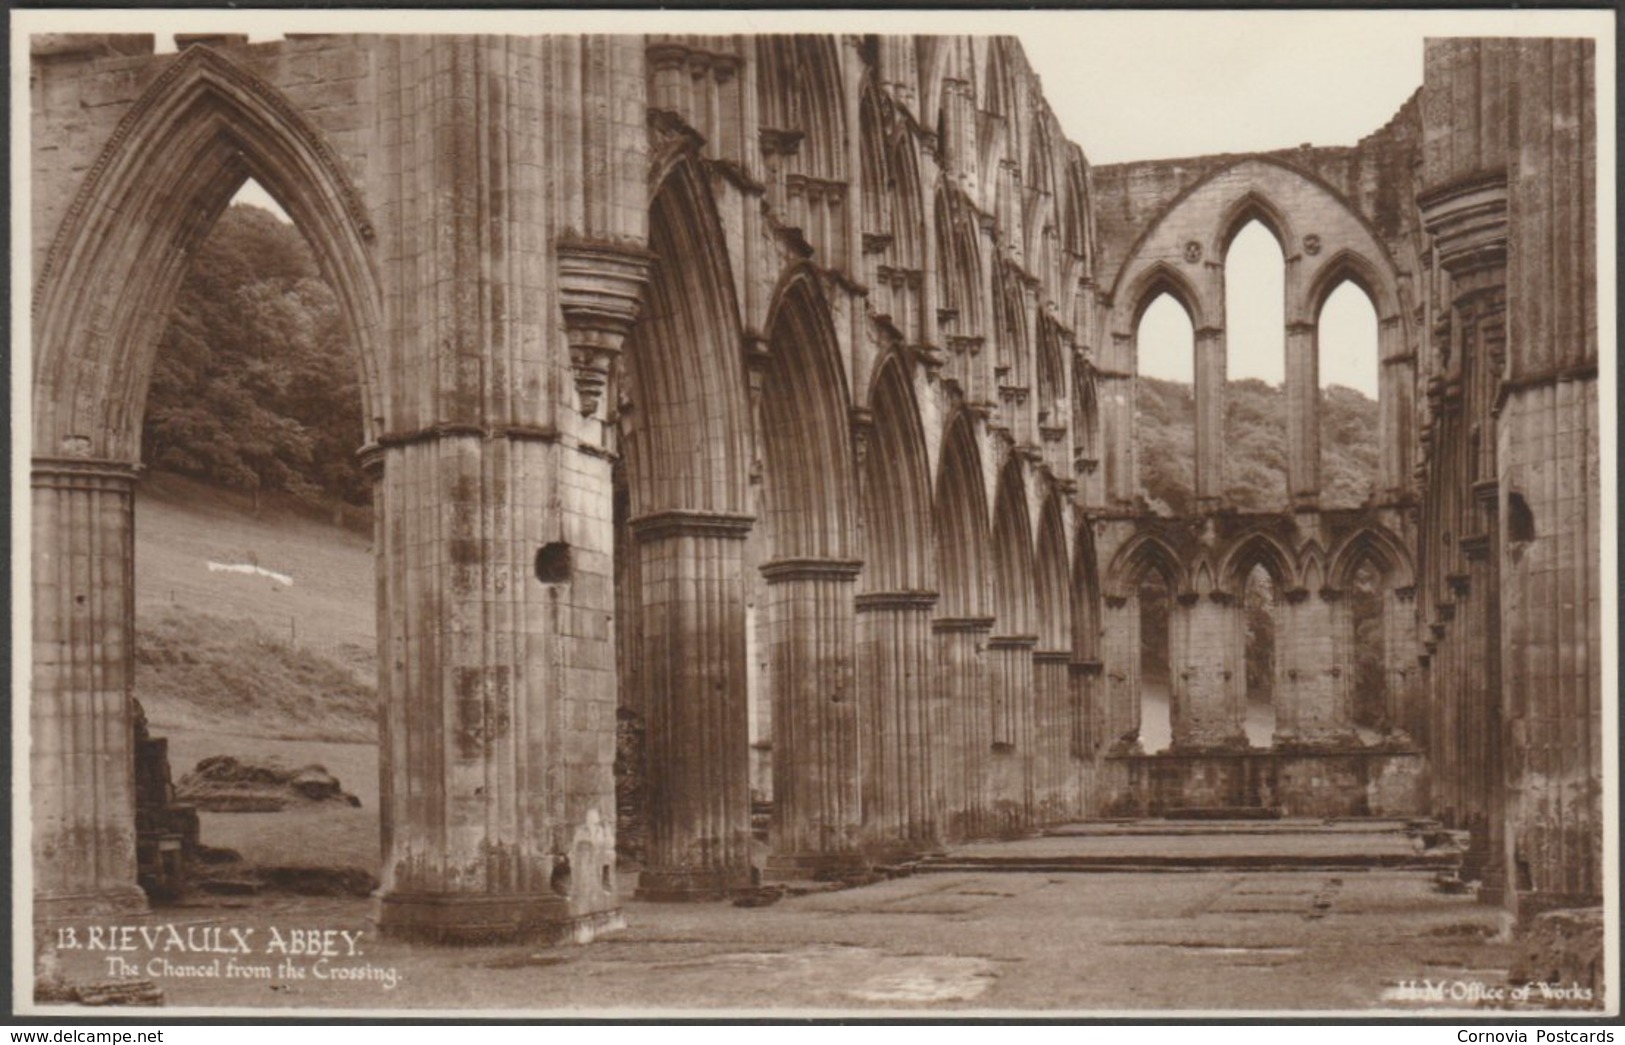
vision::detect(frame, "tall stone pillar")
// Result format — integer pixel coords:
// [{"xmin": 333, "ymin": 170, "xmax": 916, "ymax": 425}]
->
[
  {"xmin": 934, "ymin": 617, "xmax": 993, "ymax": 841},
  {"xmin": 1284, "ymin": 321, "xmax": 1320, "ymax": 508},
  {"xmin": 761, "ymin": 560, "xmax": 865, "ymax": 879},
  {"xmin": 1385, "ymin": 585, "xmax": 1423, "ymax": 744},
  {"xmin": 373, "ymin": 432, "xmax": 624, "ymax": 943},
  {"xmin": 856, "ymin": 591, "xmax": 940, "ymax": 855},
  {"xmin": 1069, "ymin": 659, "xmax": 1105, "ymax": 815},
  {"xmin": 1100, "ymin": 596, "xmax": 1140, "ymax": 748},
  {"xmin": 1101, "ymin": 363, "xmax": 1135, "ymax": 505},
  {"xmin": 987, "ymin": 634, "xmax": 1037, "ymax": 835},
  {"xmin": 1193, "ymin": 326, "xmax": 1226, "ymax": 508},
  {"xmin": 1174, "ymin": 593, "xmax": 1245, "ymax": 750},
  {"xmin": 1275, "ymin": 589, "xmax": 1356, "ymax": 746},
  {"xmin": 30, "ymin": 459, "xmax": 148, "ymax": 919},
  {"xmin": 368, "ymin": 35, "xmax": 650, "ymax": 941},
  {"xmin": 1377, "ymin": 315, "xmax": 1415, "ymax": 500},
  {"xmin": 1496, "ymin": 35, "xmax": 1600, "ymax": 917},
  {"xmin": 632, "ymin": 512, "xmax": 756, "ymax": 900},
  {"xmin": 1032, "ymin": 650, "xmax": 1074, "ymax": 822}
]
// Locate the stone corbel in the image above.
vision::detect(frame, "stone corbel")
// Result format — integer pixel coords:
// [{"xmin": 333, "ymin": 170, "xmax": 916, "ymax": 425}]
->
[{"xmin": 556, "ymin": 239, "xmax": 655, "ymax": 417}]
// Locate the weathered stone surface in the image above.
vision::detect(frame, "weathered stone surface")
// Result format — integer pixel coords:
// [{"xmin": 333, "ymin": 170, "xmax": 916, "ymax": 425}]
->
[{"xmin": 27, "ymin": 34, "xmax": 1598, "ymax": 964}]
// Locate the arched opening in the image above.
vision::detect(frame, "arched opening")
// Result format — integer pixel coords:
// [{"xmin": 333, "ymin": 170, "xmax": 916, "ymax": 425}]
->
[
  {"xmin": 616, "ymin": 156, "xmax": 754, "ymax": 899},
  {"xmin": 756, "ymin": 271, "xmax": 862, "ymax": 868},
  {"xmin": 934, "ymin": 413, "xmax": 991, "ymax": 619},
  {"xmin": 1241, "ymin": 563, "xmax": 1279, "ymax": 747},
  {"xmin": 28, "ymin": 40, "xmax": 394, "ymax": 919},
  {"xmin": 1135, "ymin": 292, "xmax": 1196, "ymax": 515},
  {"xmin": 988, "ymin": 459, "xmax": 1037, "ymax": 831},
  {"xmin": 132, "ymin": 174, "xmax": 378, "ymax": 900},
  {"xmin": 1222, "ymin": 220, "xmax": 1287, "ymax": 510},
  {"xmin": 1137, "ymin": 565, "xmax": 1175, "ymax": 754},
  {"xmin": 1317, "ymin": 280, "xmax": 1381, "ymax": 509},
  {"xmin": 1033, "ymin": 494, "xmax": 1075, "ymax": 819},
  {"xmin": 857, "ymin": 356, "xmax": 938, "ymax": 849},
  {"xmin": 933, "ymin": 411, "xmax": 992, "ymax": 840},
  {"xmin": 1348, "ymin": 559, "xmax": 1388, "ymax": 735}
]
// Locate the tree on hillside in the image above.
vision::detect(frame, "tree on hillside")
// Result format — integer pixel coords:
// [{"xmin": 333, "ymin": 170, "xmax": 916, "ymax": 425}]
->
[
  {"xmin": 1134, "ymin": 376, "xmax": 1378, "ymax": 514},
  {"xmin": 143, "ymin": 204, "xmax": 367, "ymax": 510}
]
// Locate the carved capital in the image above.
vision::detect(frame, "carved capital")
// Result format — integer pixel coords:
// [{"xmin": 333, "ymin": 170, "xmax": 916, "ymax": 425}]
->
[
  {"xmin": 855, "ymin": 590, "xmax": 939, "ymax": 613},
  {"xmin": 556, "ymin": 239, "xmax": 656, "ymax": 417},
  {"xmin": 1417, "ymin": 172, "xmax": 1509, "ymax": 280},
  {"xmin": 932, "ymin": 616, "xmax": 996, "ymax": 634},
  {"xmin": 629, "ymin": 510, "xmax": 754, "ymax": 542},
  {"xmin": 759, "ymin": 558, "xmax": 865, "ymax": 584}
]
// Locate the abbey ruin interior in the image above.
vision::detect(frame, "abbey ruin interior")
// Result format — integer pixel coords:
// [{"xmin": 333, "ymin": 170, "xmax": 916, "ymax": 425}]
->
[{"xmin": 28, "ymin": 30, "xmax": 1601, "ymax": 976}]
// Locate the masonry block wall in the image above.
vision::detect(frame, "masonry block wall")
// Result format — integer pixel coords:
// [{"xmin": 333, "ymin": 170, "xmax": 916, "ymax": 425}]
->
[{"xmin": 29, "ymin": 32, "xmax": 1602, "ymax": 947}]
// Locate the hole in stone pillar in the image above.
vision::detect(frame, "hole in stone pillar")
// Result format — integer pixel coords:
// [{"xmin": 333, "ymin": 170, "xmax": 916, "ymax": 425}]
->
[
  {"xmin": 1507, "ymin": 492, "xmax": 1536, "ymax": 543},
  {"xmin": 550, "ymin": 856, "xmax": 572, "ymax": 897},
  {"xmin": 75, "ymin": 595, "xmax": 86, "ymax": 605},
  {"xmin": 601, "ymin": 864, "xmax": 612, "ymax": 890},
  {"xmin": 535, "ymin": 542, "xmax": 572, "ymax": 584}
]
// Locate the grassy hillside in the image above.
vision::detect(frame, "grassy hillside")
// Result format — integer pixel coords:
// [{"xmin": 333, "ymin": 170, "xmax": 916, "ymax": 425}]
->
[
  {"xmin": 133, "ymin": 471, "xmax": 380, "ymax": 874},
  {"xmin": 134, "ymin": 470, "xmax": 377, "ymax": 742},
  {"xmin": 135, "ymin": 470, "xmax": 375, "ymax": 680}
]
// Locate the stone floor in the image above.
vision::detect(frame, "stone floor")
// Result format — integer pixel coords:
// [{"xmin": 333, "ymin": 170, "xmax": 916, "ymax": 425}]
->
[{"xmin": 34, "ymin": 820, "xmax": 1603, "ymax": 1017}]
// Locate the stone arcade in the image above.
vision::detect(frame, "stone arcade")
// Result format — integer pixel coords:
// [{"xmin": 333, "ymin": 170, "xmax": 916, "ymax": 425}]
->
[{"xmin": 29, "ymin": 33, "xmax": 1600, "ymax": 945}]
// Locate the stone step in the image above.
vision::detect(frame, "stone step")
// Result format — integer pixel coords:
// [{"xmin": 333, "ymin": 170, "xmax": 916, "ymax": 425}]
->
[
  {"xmin": 919, "ymin": 816, "xmax": 1465, "ymax": 875},
  {"xmin": 915, "ymin": 850, "xmax": 1461, "ymax": 874},
  {"xmin": 1042, "ymin": 817, "xmax": 1439, "ymax": 838}
]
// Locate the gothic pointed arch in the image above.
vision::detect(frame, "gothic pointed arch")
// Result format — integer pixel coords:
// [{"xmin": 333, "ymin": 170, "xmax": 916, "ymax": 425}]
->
[
  {"xmin": 761, "ymin": 265, "xmax": 858, "ymax": 559},
  {"xmin": 1034, "ymin": 490, "xmax": 1072, "ymax": 650},
  {"xmin": 1306, "ymin": 248, "xmax": 1399, "ymax": 322},
  {"xmin": 1218, "ymin": 530, "xmax": 1298, "ymax": 593},
  {"xmin": 935, "ymin": 183, "xmax": 986, "ymax": 336},
  {"xmin": 934, "ymin": 409, "xmax": 992, "ymax": 617},
  {"xmin": 991, "ymin": 455, "xmax": 1037, "ymax": 635},
  {"xmin": 859, "ymin": 82, "xmax": 894, "ymax": 242},
  {"xmin": 863, "ymin": 352, "xmax": 935, "ymax": 592},
  {"xmin": 1036, "ymin": 313, "xmax": 1067, "ymax": 426},
  {"xmin": 1061, "ymin": 147, "xmax": 1093, "ymax": 265},
  {"xmin": 1072, "ymin": 518, "xmax": 1104, "ymax": 660},
  {"xmin": 1125, "ymin": 261, "xmax": 1207, "ymax": 332},
  {"xmin": 33, "ymin": 44, "xmax": 384, "ymax": 460},
  {"xmin": 1074, "ymin": 356, "xmax": 1100, "ymax": 463},
  {"xmin": 889, "ymin": 121, "xmax": 927, "ymax": 272},
  {"xmin": 993, "ymin": 258, "xmax": 1032, "ymax": 385},
  {"xmin": 1213, "ymin": 189, "xmax": 1296, "ymax": 260},
  {"xmin": 623, "ymin": 152, "xmax": 750, "ymax": 517},
  {"xmin": 1105, "ymin": 531, "xmax": 1188, "ymax": 598},
  {"xmin": 756, "ymin": 35, "xmax": 847, "ymax": 181},
  {"xmin": 1327, "ymin": 525, "xmax": 1415, "ymax": 590}
]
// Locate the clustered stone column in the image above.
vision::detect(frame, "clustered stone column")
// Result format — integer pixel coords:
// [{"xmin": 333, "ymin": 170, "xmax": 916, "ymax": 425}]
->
[
  {"xmin": 1100, "ymin": 596, "xmax": 1140, "ymax": 750},
  {"xmin": 761, "ymin": 558, "xmax": 865, "ymax": 879},
  {"xmin": 1031, "ymin": 649, "xmax": 1075, "ymax": 820},
  {"xmin": 1273, "ymin": 587, "xmax": 1356, "ymax": 746},
  {"xmin": 933, "ymin": 616, "xmax": 994, "ymax": 840},
  {"xmin": 1418, "ymin": 157, "xmax": 1512, "ymax": 897},
  {"xmin": 631, "ymin": 512, "xmax": 756, "ymax": 900},
  {"xmin": 372, "ymin": 433, "xmax": 621, "ymax": 943},
  {"xmin": 1283, "ymin": 321, "xmax": 1321, "ymax": 508},
  {"xmin": 30, "ymin": 459, "xmax": 148, "ymax": 918},
  {"xmin": 1174, "ymin": 592, "xmax": 1246, "ymax": 750},
  {"xmin": 1192, "ymin": 326, "xmax": 1226, "ymax": 510},
  {"xmin": 986, "ymin": 633, "xmax": 1037, "ymax": 834},
  {"xmin": 856, "ymin": 591, "xmax": 941, "ymax": 855}
]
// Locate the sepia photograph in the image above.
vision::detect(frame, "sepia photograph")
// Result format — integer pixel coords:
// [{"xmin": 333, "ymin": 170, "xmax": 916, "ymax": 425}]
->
[{"xmin": 9, "ymin": 8, "xmax": 1617, "ymax": 1019}]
